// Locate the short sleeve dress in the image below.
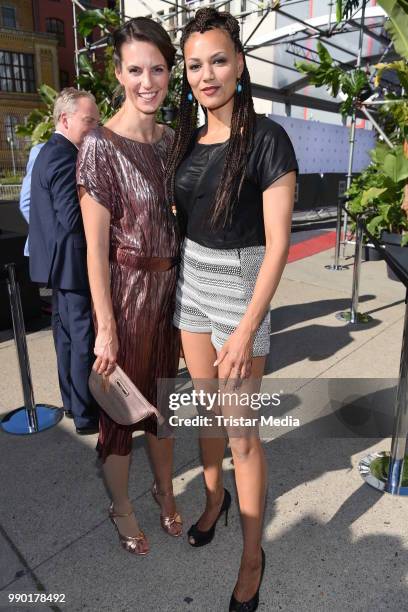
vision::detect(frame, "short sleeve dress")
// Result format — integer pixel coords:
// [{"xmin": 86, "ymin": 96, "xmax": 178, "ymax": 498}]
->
[{"xmin": 77, "ymin": 125, "xmax": 180, "ymax": 461}]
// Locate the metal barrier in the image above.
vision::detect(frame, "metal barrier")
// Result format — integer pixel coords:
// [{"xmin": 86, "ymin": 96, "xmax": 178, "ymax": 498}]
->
[
  {"xmin": 325, "ymin": 198, "xmax": 345, "ymax": 271},
  {"xmin": 0, "ymin": 185, "xmax": 22, "ymax": 201},
  {"xmin": 359, "ymin": 292, "xmax": 408, "ymax": 495},
  {"xmin": 352, "ymin": 217, "xmax": 408, "ymax": 494},
  {"xmin": 336, "ymin": 214, "xmax": 372, "ymax": 325},
  {"xmin": 0, "ymin": 263, "xmax": 63, "ymax": 435}
]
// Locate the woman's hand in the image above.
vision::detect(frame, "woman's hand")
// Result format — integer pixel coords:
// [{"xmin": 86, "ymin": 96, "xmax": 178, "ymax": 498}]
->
[
  {"xmin": 214, "ymin": 326, "xmax": 254, "ymax": 386},
  {"xmin": 93, "ymin": 326, "xmax": 119, "ymax": 376}
]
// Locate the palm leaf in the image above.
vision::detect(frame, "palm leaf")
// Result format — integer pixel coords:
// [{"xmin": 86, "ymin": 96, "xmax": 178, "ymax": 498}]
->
[
  {"xmin": 378, "ymin": 0, "xmax": 408, "ymax": 60},
  {"xmin": 317, "ymin": 41, "xmax": 334, "ymax": 65},
  {"xmin": 361, "ymin": 187, "xmax": 388, "ymax": 206},
  {"xmin": 38, "ymin": 84, "xmax": 57, "ymax": 106}
]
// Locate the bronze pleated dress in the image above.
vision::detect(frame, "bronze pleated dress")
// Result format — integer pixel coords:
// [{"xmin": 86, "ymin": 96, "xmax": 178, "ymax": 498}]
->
[{"xmin": 77, "ymin": 125, "xmax": 180, "ymax": 462}]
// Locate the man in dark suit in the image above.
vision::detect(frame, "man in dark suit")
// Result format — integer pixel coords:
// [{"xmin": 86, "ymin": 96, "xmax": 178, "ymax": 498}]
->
[{"xmin": 29, "ymin": 88, "xmax": 100, "ymax": 434}]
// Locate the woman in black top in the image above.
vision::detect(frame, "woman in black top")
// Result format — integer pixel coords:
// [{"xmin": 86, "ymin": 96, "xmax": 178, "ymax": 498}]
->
[{"xmin": 166, "ymin": 8, "xmax": 297, "ymax": 611}]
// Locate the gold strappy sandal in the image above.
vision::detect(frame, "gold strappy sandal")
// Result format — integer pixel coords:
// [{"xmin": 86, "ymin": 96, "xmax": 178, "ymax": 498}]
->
[
  {"xmin": 151, "ymin": 482, "xmax": 183, "ymax": 537},
  {"xmin": 109, "ymin": 503, "xmax": 149, "ymax": 555}
]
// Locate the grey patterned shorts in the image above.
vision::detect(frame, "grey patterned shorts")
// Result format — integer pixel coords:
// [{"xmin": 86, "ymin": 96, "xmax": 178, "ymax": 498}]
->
[{"xmin": 173, "ymin": 238, "xmax": 271, "ymax": 357}]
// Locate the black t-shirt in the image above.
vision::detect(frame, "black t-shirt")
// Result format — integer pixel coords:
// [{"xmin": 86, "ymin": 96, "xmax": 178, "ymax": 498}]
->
[{"xmin": 174, "ymin": 115, "xmax": 298, "ymax": 249}]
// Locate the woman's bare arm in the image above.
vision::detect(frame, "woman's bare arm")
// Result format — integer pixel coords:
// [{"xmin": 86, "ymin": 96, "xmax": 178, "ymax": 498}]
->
[{"xmin": 79, "ymin": 186, "xmax": 118, "ymax": 375}]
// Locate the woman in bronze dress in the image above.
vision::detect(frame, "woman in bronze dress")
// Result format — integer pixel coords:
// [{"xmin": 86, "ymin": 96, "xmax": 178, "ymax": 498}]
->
[{"xmin": 77, "ymin": 18, "xmax": 181, "ymax": 555}]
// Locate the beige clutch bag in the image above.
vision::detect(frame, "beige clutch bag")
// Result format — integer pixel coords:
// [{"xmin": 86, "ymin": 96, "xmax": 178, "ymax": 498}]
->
[{"xmin": 89, "ymin": 365, "xmax": 164, "ymax": 426}]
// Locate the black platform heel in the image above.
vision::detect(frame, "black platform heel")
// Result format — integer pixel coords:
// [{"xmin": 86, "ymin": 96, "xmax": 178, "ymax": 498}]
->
[
  {"xmin": 187, "ymin": 488, "xmax": 231, "ymax": 547},
  {"xmin": 229, "ymin": 547, "xmax": 265, "ymax": 612}
]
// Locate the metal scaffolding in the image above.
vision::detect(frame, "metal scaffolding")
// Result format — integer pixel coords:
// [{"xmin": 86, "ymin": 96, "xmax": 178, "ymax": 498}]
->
[{"xmin": 71, "ymin": 1, "xmax": 392, "ymax": 113}]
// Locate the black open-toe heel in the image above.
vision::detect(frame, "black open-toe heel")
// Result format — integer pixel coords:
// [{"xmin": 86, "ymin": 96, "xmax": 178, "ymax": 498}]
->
[
  {"xmin": 229, "ymin": 548, "xmax": 265, "ymax": 612},
  {"xmin": 187, "ymin": 488, "xmax": 231, "ymax": 547}
]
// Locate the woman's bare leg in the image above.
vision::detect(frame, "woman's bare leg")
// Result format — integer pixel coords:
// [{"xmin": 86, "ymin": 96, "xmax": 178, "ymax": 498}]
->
[
  {"xmin": 145, "ymin": 434, "xmax": 175, "ymax": 500},
  {"xmin": 145, "ymin": 434, "xmax": 182, "ymax": 535},
  {"xmin": 220, "ymin": 356, "xmax": 267, "ymax": 602},
  {"xmin": 182, "ymin": 329, "xmax": 267, "ymax": 597},
  {"xmin": 103, "ymin": 453, "xmax": 149, "ymax": 552},
  {"xmin": 181, "ymin": 330, "xmax": 227, "ymax": 537}
]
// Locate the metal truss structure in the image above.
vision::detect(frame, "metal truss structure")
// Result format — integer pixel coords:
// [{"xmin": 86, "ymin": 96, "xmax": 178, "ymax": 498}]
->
[{"xmin": 71, "ymin": 0, "xmax": 395, "ymax": 115}]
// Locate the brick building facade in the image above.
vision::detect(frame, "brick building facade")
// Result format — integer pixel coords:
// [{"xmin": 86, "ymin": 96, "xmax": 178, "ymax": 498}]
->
[
  {"xmin": 34, "ymin": 0, "xmax": 107, "ymax": 90},
  {"xmin": 0, "ymin": 0, "xmax": 107, "ymax": 173},
  {"xmin": 0, "ymin": 0, "xmax": 59, "ymax": 171}
]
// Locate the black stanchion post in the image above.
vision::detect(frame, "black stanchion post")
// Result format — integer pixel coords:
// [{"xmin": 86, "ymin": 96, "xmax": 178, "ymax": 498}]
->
[
  {"xmin": 359, "ymin": 289, "xmax": 408, "ymax": 496},
  {"xmin": 336, "ymin": 215, "xmax": 372, "ymax": 324},
  {"xmin": 388, "ymin": 317, "xmax": 408, "ymax": 492},
  {"xmin": 0, "ymin": 263, "xmax": 63, "ymax": 435},
  {"xmin": 6, "ymin": 263, "xmax": 37, "ymax": 427}
]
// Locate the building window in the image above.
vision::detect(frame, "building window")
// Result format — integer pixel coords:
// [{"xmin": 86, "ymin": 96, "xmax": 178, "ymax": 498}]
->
[
  {"xmin": 4, "ymin": 115, "xmax": 18, "ymax": 145},
  {"xmin": 0, "ymin": 51, "xmax": 36, "ymax": 93},
  {"xmin": 59, "ymin": 70, "xmax": 69, "ymax": 88},
  {"xmin": 46, "ymin": 18, "xmax": 65, "ymax": 46},
  {"xmin": 1, "ymin": 6, "xmax": 17, "ymax": 28}
]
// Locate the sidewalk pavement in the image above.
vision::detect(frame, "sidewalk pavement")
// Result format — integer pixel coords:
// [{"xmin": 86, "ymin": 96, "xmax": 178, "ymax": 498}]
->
[{"xmin": 1, "ymin": 245, "xmax": 407, "ymax": 612}]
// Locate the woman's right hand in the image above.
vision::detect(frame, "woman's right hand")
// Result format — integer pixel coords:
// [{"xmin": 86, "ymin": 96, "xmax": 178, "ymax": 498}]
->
[{"xmin": 93, "ymin": 326, "xmax": 119, "ymax": 376}]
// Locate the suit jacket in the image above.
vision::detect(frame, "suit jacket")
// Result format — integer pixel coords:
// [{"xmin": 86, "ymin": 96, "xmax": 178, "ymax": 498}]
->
[{"xmin": 28, "ymin": 133, "xmax": 88, "ymax": 290}]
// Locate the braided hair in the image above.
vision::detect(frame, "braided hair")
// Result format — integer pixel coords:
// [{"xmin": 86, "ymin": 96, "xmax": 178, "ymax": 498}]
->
[{"xmin": 166, "ymin": 8, "xmax": 256, "ymax": 228}]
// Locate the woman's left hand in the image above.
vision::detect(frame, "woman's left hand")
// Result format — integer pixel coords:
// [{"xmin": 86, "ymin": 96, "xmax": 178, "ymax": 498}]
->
[{"xmin": 214, "ymin": 326, "xmax": 254, "ymax": 386}]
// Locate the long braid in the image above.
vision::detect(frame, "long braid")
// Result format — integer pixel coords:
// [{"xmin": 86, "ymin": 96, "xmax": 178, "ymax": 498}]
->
[
  {"xmin": 165, "ymin": 8, "xmax": 256, "ymax": 228},
  {"xmin": 215, "ymin": 62, "xmax": 254, "ymax": 227},
  {"xmin": 166, "ymin": 64, "xmax": 198, "ymax": 214}
]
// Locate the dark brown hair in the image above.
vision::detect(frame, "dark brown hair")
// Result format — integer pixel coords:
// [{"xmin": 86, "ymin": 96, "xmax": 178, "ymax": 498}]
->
[
  {"xmin": 113, "ymin": 17, "xmax": 176, "ymax": 71},
  {"xmin": 166, "ymin": 8, "xmax": 256, "ymax": 228}
]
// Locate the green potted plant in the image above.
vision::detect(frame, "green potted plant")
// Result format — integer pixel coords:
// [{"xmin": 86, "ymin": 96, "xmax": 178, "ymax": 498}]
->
[
  {"xmin": 296, "ymin": 0, "xmax": 408, "ymax": 278},
  {"xmin": 346, "ymin": 40, "xmax": 408, "ymax": 276},
  {"xmin": 295, "ymin": 41, "xmax": 371, "ymax": 119},
  {"xmin": 346, "ymin": 143, "xmax": 408, "ymax": 272}
]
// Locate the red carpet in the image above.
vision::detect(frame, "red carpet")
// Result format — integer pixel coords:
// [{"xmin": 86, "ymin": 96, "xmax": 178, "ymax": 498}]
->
[{"xmin": 287, "ymin": 231, "xmax": 337, "ymax": 263}]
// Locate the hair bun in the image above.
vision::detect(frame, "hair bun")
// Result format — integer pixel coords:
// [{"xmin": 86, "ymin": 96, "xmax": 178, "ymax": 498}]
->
[
  {"xmin": 181, "ymin": 8, "xmax": 241, "ymax": 49},
  {"xmin": 195, "ymin": 7, "xmax": 219, "ymax": 27}
]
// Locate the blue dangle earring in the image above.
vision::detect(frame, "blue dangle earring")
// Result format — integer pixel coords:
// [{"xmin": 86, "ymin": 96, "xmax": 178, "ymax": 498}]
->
[
  {"xmin": 187, "ymin": 91, "xmax": 194, "ymax": 102},
  {"xmin": 236, "ymin": 79, "xmax": 243, "ymax": 94}
]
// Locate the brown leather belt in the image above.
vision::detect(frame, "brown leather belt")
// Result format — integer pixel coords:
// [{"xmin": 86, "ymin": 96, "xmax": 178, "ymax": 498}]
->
[{"xmin": 110, "ymin": 247, "xmax": 179, "ymax": 271}]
